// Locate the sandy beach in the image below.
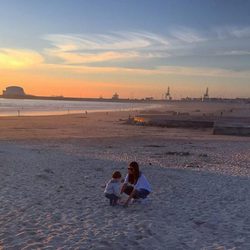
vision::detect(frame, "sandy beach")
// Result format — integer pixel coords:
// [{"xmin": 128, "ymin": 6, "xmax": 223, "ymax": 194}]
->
[{"xmin": 1, "ymin": 102, "xmax": 250, "ymax": 249}]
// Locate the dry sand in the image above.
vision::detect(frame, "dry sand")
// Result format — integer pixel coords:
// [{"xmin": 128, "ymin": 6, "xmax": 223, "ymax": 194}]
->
[{"xmin": 0, "ymin": 102, "xmax": 250, "ymax": 249}]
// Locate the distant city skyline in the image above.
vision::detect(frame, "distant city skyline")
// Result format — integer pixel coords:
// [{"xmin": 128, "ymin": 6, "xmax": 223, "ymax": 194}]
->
[{"xmin": 0, "ymin": 0, "xmax": 250, "ymax": 99}]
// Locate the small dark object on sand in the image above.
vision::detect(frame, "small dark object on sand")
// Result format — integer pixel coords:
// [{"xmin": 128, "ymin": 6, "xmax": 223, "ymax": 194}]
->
[
  {"xmin": 166, "ymin": 151, "xmax": 190, "ymax": 156},
  {"xmin": 185, "ymin": 164, "xmax": 201, "ymax": 168},
  {"xmin": 144, "ymin": 145, "xmax": 165, "ymax": 148},
  {"xmin": 44, "ymin": 168, "xmax": 54, "ymax": 174},
  {"xmin": 194, "ymin": 220, "xmax": 206, "ymax": 226},
  {"xmin": 199, "ymin": 153, "xmax": 208, "ymax": 157}
]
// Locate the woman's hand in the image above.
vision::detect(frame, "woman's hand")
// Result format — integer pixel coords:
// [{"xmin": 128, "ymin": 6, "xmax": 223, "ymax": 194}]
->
[{"xmin": 123, "ymin": 188, "xmax": 136, "ymax": 207}]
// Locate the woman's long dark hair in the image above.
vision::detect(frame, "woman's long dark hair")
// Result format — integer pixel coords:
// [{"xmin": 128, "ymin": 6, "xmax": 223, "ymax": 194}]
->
[{"xmin": 128, "ymin": 161, "xmax": 140, "ymax": 184}]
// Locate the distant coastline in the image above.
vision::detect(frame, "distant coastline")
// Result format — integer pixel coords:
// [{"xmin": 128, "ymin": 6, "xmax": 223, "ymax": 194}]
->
[
  {"xmin": 0, "ymin": 94, "xmax": 249, "ymax": 104},
  {"xmin": 1, "ymin": 86, "xmax": 249, "ymax": 104},
  {"xmin": 0, "ymin": 94, "xmax": 150, "ymax": 103}
]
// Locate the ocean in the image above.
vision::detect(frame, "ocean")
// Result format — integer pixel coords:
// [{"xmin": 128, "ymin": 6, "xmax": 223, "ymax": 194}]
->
[{"xmin": 0, "ymin": 98, "xmax": 154, "ymax": 116}]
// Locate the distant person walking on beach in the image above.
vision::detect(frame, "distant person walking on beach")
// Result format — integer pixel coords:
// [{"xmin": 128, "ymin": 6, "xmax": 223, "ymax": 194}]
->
[
  {"xmin": 104, "ymin": 171, "xmax": 122, "ymax": 206},
  {"xmin": 121, "ymin": 161, "xmax": 152, "ymax": 207}
]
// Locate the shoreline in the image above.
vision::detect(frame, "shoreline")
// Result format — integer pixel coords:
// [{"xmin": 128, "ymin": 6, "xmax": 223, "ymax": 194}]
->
[
  {"xmin": 0, "ymin": 99, "xmax": 159, "ymax": 118},
  {"xmin": 1, "ymin": 101, "xmax": 249, "ymax": 141},
  {"xmin": 1, "ymin": 98, "xmax": 249, "ymax": 118}
]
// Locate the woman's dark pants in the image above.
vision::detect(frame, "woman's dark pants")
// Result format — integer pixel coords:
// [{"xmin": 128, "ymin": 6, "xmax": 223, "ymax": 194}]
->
[{"xmin": 123, "ymin": 186, "xmax": 150, "ymax": 199}]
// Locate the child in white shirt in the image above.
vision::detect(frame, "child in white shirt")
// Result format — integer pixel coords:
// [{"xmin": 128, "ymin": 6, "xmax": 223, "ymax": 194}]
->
[{"xmin": 104, "ymin": 171, "xmax": 122, "ymax": 206}]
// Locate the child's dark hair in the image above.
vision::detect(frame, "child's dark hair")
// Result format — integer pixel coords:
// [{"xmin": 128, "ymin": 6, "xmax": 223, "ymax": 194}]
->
[{"xmin": 112, "ymin": 171, "xmax": 122, "ymax": 179}]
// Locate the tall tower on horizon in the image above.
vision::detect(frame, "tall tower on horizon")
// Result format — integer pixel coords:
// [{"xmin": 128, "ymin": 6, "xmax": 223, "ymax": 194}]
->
[
  {"xmin": 165, "ymin": 86, "xmax": 172, "ymax": 100},
  {"xmin": 203, "ymin": 87, "xmax": 209, "ymax": 100}
]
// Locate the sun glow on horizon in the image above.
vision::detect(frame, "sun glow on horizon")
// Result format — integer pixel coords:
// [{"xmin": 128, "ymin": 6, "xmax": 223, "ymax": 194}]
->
[{"xmin": 0, "ymin": 49, "xmax": 43, "ymax": 69}]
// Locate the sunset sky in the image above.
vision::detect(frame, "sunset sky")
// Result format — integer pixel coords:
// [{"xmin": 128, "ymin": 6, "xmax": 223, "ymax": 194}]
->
[{"xmin": 0, "ymin": 0, "xmax": 250, "ymax": 99}]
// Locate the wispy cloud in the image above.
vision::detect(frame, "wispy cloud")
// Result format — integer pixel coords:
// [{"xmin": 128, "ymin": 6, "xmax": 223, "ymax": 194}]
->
[
  {"xmin": 214, "ymin": 26, "xmax": 250, "ymax": 39},
  {"xmin": 45, "ymin": 50, "xmax": 140, "ymax": 64},
  {"xmin": 42, "ymin": 26, "xmax": 250, "ymax": 67},
  {"xmin": 39, "ymin": 62, "xmax": 250, "ymax": 79},
  {"xmin": 1, "ymin": 46, "xmax": 249, "ymax": 80},
  {"xmin": 169, "ymin": 27, "xmax": 206, "ymax": 43},
  {"xmin": 156, "ymin": 66, "xmax": 250, "ymax": 78},
  {"xmin": 43, "ymin": 31, "xmax": 171, "ymax": 65},
  {"xmin": 2, "ymin": 26, "xmax": 250, "ymax": 79},
  {"xmin": 228, "ymin": 26, "xmax": 250, "ymax": 39},
  {"xmin": 44, "ymin": 31, "xmax": 170, "ymax": 51},
  {"xmin": 216, "ymin": 50, "xmax": 250, "ymax": 56},
  {"xmin": 0, "ymin": 48, "xmax": 43, "ymax": 69}
]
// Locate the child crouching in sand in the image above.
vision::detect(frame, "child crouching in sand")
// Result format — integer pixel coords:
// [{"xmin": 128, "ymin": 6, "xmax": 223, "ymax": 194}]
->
[{"xmin": 104, "ymin": 171, "xmax": 122, "ymax": 206}]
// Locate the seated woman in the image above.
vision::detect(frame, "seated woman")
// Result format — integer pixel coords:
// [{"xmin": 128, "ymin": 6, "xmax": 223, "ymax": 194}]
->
[{"xmin": 121, "ymin": 161, "xmax": 152, "ymax": 206}]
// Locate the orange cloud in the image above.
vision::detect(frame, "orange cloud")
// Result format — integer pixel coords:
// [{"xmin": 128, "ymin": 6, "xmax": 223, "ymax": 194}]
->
[
  {"xmin": 0, "ymin": 48, "xmax": 43, "ymax": 69},
  {"xmin": 45, "ymin": 49, "xmax": 139, "ymax": 64}
]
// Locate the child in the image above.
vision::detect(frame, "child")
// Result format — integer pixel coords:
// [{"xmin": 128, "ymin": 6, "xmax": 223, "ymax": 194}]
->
[{"xmin": 104, "ymin": 171, "xmax": 122, "ymax": 206}]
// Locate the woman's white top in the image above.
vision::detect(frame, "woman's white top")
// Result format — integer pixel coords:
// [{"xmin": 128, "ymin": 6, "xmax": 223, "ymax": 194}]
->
[{"xmin": 124, "ymin": 173, "xmax": 152, "ymax": 192}]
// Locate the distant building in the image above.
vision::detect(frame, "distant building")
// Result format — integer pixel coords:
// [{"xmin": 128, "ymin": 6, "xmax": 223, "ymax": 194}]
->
[
  {"xmin": 3, "ymin": 86, "xmax": 26, "ymax": 97},
  {"xmin": 112, "ymin": 93, "xmax": 119, "ymax": 100},
  {"xmin": 145, "ymin": 97, "xmax": 154, "ymax": 101}
]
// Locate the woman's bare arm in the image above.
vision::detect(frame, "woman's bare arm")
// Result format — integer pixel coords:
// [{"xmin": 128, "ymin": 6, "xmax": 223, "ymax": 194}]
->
[
  {"xmin": 124, "ymin": 188, "xmax": 135, "ymax": 207},
  {"xmin": 120, "ymin": 183, "xmax": 127, "ymax": 194}
]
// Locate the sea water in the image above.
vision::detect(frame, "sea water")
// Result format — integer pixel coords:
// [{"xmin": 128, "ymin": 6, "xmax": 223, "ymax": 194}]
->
[{"xmin": 0, "ymin": 98, "xmax": 155, "ymax": 116}]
